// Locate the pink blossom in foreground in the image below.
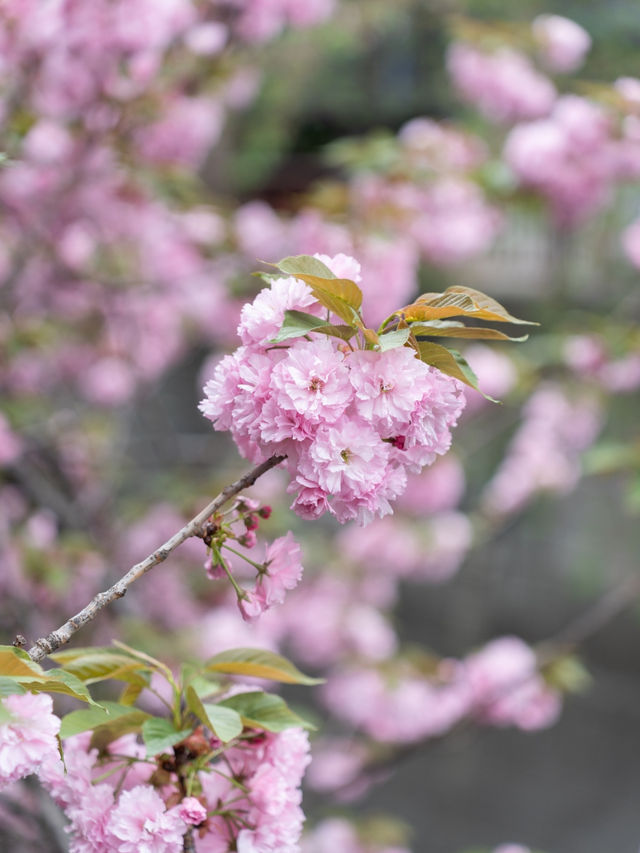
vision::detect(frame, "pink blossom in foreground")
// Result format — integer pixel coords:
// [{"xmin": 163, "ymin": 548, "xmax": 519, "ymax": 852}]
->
[
  {"xmin": 104, "ymin": 785, "xmax": 186, "ymax": 853},
  {"xmin": 198, "ymin": 727, "xmax": 310, "ymax": 852},
  {"xmin": 533, "ymin": 14, "xmax": 591, "ymax": 73},
  {"xmin": 238, "ymin": 532, "xmax": 304, "ymax": 622},
  {"xmin": 0, "ymin": 692, "xmax": 61, "ymax": 789},
  {"xmin": 238, "ymin": 277, "xmax": 320, "ymax": 346},
  {"xmin": 201, "ymin": 265, "xmax": 466, "ymax": 526}
]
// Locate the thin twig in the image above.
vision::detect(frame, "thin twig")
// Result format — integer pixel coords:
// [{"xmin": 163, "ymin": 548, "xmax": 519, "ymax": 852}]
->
[
  {"xmin": 183, "ymin": 827, "xmax": 196, "ymax": 853},
  {"xmin": 537, "ymin": 573, "xmax": 640, "ymax": 662},
  {"xmin": 26, "ymin": 455, "xmax": 285, "ymax": 662}
]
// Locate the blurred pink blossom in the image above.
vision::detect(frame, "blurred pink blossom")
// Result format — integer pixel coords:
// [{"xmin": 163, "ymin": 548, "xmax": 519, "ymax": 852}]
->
[
  {"xmin": 447, "ymin": 43, "xmax": 556, "ymax": 123},
  {"xmin": 532, "ymin": 15, "xmax": 591, "ymax": 73}
]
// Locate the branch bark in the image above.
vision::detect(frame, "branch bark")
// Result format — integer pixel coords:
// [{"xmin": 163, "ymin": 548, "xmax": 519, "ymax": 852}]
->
[{"xmin": 27, "ymin": 455, "xmax": 285, "ymax": 662}]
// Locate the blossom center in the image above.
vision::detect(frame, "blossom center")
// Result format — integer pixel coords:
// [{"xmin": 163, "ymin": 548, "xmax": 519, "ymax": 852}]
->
[
  {"xmin": 379, "ymin": 380, "xmax": 394, "ymax": 393},
  {"xmin": 308, "ymin": 375, "xmax": 325, "ymax": 392},
  {"xmin": 340, "ymin": 448, "xmax": 353, "ymax": 464}
]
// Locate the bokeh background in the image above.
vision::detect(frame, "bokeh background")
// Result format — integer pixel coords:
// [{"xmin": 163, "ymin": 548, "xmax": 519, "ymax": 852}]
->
[{"xmin": 1, "ymin": 1, "xmax": 640, "ymax": 851}]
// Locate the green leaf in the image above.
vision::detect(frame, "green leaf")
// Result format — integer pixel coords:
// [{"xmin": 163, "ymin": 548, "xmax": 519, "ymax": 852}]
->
[
  {"xmin": 274, "ymin": 255, "xmax": 336, "ymax": 280},
  {"xmin": 270, "ymin": 310, "xmax": 350, "ymax": 343},
  {"xmin": 271, "ymin": 309, "xmax": 329, "ymax": 341},
  {"xmin": 90, "ymin": 709, "xmax": 151, "ymax": 752},
  {"xmin": 202, "ymin": 705, "xmax": 243, "ymax": 743},
  {"xmin": 218, "ymin": 691, "xmax": 315, "ymax": 732},
  {"xmin": 0, "ymin": 678, "xmax": 26, "ymax": 698},
  {"xmin": 204, "ymin": 648, "xmax": 323, "ymax": 686},
  {"xmin": 60, "ymin": 701, "xmax": 149, "ymax": 740},
  {"xmin": 20, "ymin": 670, "xmax": 104, "ymax": 707},
  {"xmin": 49, "ymin": 645, "xmax": 113, "ymax": 663},
  {"xmin": 185, "ymin": 686, "xmax": 243, "ymax": 742},
  {"xmin": 412, "ymin": 321, "xmax": 528, "ymax": 342},
  {"xmin": 118, "ymin": 680, "xmax": 146, "ymax": 707},
  {"xmin": 111, "ymin": 641, "xmax": 173, "ymax": 681},
  {"xmin": 0, "ymin": 647, "xmax": 45, "ymax": 680},
  {"xmin": 273, "ymin": 256, "xmax": 363, "ymax": 316},
  {"xmin": 51, "ymin": 651, "xmax": 152, "ymax": 685},
  {"xmin": 378, "ymin": 328, "xmax": 410, "ymax": 351},
  {"xmin": 187, "ymin": 675, "xmax": 222, "ymax": 701},
  {"xmin": 398, "ymin": 286, "xmax": 537, "ymax": 326},
  {"xmin": 316, "ymin": 324, "xmax": 358, "ymax": 342},
  {"xmin": 142, "ymin": 718, "xmax": 193, "ymax": 758},
  {"xmin": 415, "ymin": 342, "xmax": 499, "ymax": 402},
  {"xmin": 306, "ymin": 285, "xmax": 362, "ymax": 325}
]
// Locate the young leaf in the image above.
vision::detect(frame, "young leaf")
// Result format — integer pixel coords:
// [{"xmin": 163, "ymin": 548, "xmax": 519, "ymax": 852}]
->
[
  {"xmin": 186, "ymin": 675, "xmax": 222, "ymax": 701},
  {"xmin": 273, "ymin": 257, "xmax": 363, "ymax": 315},
  {"xmin": 20, "ymin": 670, "xmax": 104, "ymax": 707},
  {"xmin": 270, "ymin": 309, "xmax": 332, "ymax": 342},
  {"xmin": 378, "ymin": 328, "xmax": 410, "ymax": 351},
  {"xmin": 142, "ymin": 718, "xmax": 193, "ymax": 758},
  {"xmin": 90, "ymin": 708, "xmax": 151, "ymax": 752},
  {"xmin": 202, "ymin": 705, "xmax": 243, "ymax": 743},
  {"xmin": 185, "ymin": 685, "xmax": 242, "ymax": 742},
  {"xmin": 111, "ymin": 641, "xmax": 173, "ymax": 681},
  {"xmin": 270, "ymin": 310, "xmax": 356, "ymax": 344},
  {"xmin": 0, "ymin": 647, "xmax": 45, "ymax": 680},
  {"xmin": 415, "ymin": 341, "xmax": 499, "ymax": 401},
  {"xmin": 119, "ymin": 680, "xmax": 146, "ymax": 707},
  {"xmin": 412, "ymin": 322, "xmax": 528, "ymax": 342},
  {"xmin": 60, "ymin": 701, "xmax": 149, "ymax": 739},
  {"xmin": 0, "ymin": 678, "xmax": 26, "ymax": 698},
  {"xmin": 275, "ymin": 255, "xmax": 336, "ymax": 280},
  {"xmin": 305, "ymin": 285, "xmax": 362, "ymax": 325},
  {"xmin": 218, "ymin": 691, "xmax": 315, "ymax": 732},
  {"xmin": 204, "ymin": 648, "xmax": 323, "ymax": 686},
  {"xmin": 51, "ymin": 651, "xmax": 152, "ymax": 685},
  {"xmin": 401, "ymin": 286, "xmax": 536, "ymax": 326}
]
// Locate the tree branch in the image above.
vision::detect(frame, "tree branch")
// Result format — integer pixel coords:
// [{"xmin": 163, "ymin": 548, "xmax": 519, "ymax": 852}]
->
[{"xmin": 26, "ymin": 455, "xmax": 285, "ymax": 662}]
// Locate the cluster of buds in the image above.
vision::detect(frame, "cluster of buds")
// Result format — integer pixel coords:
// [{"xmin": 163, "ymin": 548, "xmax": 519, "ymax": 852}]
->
[{"xmin": 198, "ymin": 498, "xmax": 302, "ymax": 622}]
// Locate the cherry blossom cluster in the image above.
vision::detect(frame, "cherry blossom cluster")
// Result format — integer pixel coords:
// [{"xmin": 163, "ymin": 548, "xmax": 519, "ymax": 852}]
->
[
  {"xmin": 448, "ymin": 15, "xmax": 590, "ymax": 124},
  {"xmin": 0, "ymin": 0, "xmax": 337, "ymax": 407},
  {"xmin": 321, "ymin": 636, "xmax": 561, "ymax": 746},
  {"xmin": 482, "ymin": 384, "xmax": 602, "ymax": 517},
  {"xmin": 0, "ymin": 688, "xmax": 310, "ymax": 853},
  {"xmin": 504, "ymin": 94, "xmax": 640, "ymax": 226},
  {"xmin": 200, "ymin": 255, "xmax": 466, "ymax": 526}
]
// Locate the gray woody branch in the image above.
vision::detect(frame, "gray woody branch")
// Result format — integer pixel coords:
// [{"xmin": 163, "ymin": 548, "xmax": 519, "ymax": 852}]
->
[{"xmin": 27, "ymin": 455, "xmax": 285, "ymax": 663}]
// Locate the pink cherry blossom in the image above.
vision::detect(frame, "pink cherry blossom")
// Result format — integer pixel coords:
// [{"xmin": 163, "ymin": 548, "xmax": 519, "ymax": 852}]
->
[
  {"xmin": 348, "ymin": 348, "xmax": 430, "ymax": 435},
  {"xmin": 238, "ymin": 276, "xmax": 320, "ymax": 346},
  {"xmin": 447, "ymin": 43, "xmax": 556, "ymax": 123},
  {"xmin": 533, "ymin": 15, "xmax": 591, "ymax": 73},
  {"xmin": 269, "ymin": 338, "xmax": 352, "ymax": 426},
  {"xmin": 104, "ymin": 785, "xmax": 187, "ymax": 853},
  {"xmin": 0, "ymin": 692, "xmax": 61, "ymax": 789}
]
